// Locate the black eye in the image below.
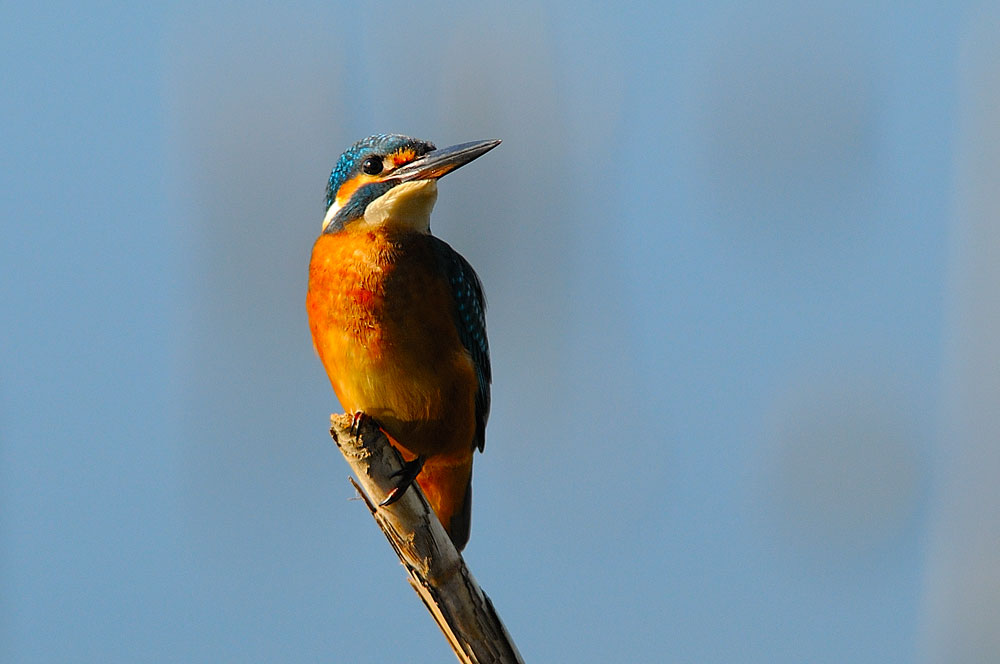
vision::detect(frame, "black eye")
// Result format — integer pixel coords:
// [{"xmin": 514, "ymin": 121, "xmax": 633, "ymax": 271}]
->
[{"xmin": 361, "ymin": 156, "xmax": 383, "ymax": 175}]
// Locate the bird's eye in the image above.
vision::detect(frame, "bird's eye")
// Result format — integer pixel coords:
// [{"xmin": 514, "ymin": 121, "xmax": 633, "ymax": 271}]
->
[{"xmin": 361, "ymin": 156, "xmax": 383, "ymax": 175}]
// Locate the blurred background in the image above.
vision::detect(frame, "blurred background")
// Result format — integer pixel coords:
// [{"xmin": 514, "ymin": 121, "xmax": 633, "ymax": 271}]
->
[{"xmin": 3, "ymin": 1, "xmax": 999, "ymax": 662}]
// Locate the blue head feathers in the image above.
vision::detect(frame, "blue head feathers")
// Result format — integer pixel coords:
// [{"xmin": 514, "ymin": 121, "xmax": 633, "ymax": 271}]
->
[
  {"xmin": 322, "ymin": 134, "xmax": 501, "ymax": 233},
  {"xmin": 325, "ymin": 134, "xmax": 436, "ymax": 223}
]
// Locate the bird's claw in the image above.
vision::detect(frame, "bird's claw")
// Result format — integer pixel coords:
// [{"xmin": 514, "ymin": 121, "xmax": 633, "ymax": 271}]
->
[
  {"xmin": 349, "ymin": 411, "xmax": 367, "ymax": 440},
  {"xmin": 379, "ymin": 455, "xmax": 426, "ymax": 506}
]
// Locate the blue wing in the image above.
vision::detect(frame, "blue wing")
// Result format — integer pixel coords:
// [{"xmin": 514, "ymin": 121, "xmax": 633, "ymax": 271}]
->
[{"xmin": 430, "ymin": 237, "xmax": 491, "ymax": 452}]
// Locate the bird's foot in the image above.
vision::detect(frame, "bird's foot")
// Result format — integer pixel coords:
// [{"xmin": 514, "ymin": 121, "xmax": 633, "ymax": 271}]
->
[
  {"xmin": 349, "ymin": 411, "xmax": 368, "ymax": 440},
  {"xmin": 379, "ymin": 455, "xmax": 426, "ymax": 506}
]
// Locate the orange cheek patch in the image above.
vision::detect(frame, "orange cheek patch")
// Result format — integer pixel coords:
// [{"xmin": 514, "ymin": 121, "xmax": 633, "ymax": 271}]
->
[
  {"xmin": 335, "ymin": 174, "xmax": 377, "ymax": 207},
  {"xmin": 388, "ymin": 148, "xmax": 418, "ymax": 169},
  {"xmin": 334, "ymin": 150, "xmax": 425, "ymax": 207}
]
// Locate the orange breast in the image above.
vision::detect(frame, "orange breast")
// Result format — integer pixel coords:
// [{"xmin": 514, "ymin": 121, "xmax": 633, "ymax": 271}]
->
[{"xmin": 306, "ymin": 228, "xmax": 478, "ymax": 461}]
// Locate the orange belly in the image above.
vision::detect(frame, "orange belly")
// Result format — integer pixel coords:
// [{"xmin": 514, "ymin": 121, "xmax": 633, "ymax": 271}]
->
[{"xmin": 306, "ymin": 228, "xmax": 477, "ymax": 543}]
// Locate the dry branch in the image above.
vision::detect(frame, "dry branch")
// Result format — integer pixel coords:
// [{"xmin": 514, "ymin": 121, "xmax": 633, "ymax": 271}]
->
[{"xmin": 329, "ymin": 413, "xmax": 524, "ymax": 664}]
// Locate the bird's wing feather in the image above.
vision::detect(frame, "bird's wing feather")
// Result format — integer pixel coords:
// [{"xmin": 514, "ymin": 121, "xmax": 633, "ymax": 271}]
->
[{"xmin": 429, "ymin": 236, "xmax": 491, "ymax": 452}]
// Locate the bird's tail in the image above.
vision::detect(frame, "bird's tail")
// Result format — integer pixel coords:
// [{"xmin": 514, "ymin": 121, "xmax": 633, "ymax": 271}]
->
[
  {"xmin": 447, "ymin": 476, "xmax": 472, "ymax": 552},
  {"xmin": 416, "ymin": 455, "xmax": 473, "ymax": 551}
]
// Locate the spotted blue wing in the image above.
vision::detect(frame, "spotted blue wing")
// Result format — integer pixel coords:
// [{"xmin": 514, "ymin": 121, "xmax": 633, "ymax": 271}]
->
[{"xmin": 430, "ymin": 237, "xmax": 491, "ymax": 452}]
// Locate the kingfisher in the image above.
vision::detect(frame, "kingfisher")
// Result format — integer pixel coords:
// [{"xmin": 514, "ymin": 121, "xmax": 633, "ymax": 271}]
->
[{"xmin": 307, "ymin": 134, "xmax": 500, "ymax": 551}]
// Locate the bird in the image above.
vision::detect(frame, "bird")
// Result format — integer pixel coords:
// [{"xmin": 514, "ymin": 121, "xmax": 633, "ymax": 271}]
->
[{"xmin": 306, "ymin": 134, "xmax": 500, "ymax": 551}]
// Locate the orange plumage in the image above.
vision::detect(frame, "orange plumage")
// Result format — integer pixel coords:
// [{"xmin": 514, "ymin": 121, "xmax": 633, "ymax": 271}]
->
[
  {"xmin": 307, "ymin": 228, "xmax": 478, "ymax": 547},
  {"xmin": 307, "ymin": 134, "xmax": 499, "ymax": 551}
]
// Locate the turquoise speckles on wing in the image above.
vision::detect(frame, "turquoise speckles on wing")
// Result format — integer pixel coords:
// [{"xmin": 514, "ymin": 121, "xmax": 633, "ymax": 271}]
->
[{"xmin": 430, "ymin": 236, "xmax": 491, "ymax": 452}]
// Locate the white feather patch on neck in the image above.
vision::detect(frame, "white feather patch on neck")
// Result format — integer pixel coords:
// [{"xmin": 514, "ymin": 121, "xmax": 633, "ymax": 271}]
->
[
  {"xmin": 321, "ymin": 200, "xmax": 342, "ymax": 232},
  {"xmin": 360, "ymin": 180, "xmax": 438, "ymax": 233}
]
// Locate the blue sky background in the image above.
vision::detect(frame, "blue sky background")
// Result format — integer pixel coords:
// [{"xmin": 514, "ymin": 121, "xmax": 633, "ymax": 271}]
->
[{"xmin": 4, "ymin": 2, "xmax": 1000, "ymax": 662}]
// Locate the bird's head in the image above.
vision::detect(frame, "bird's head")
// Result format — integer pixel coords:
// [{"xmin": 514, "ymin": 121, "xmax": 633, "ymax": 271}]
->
[{"xmin": 322, "ymin": 134, "xmax": 501, "ymax": 234}]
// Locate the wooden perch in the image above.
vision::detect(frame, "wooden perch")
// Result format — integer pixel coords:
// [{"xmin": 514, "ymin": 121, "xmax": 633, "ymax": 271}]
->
[{"xmin": 329, "ymin": 413, "xmax": 525, "ymax": 664}]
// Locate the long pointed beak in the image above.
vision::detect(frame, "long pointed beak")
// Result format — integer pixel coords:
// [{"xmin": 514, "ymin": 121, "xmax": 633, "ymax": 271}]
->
[{"xmin": 390, "ymin": 139, "xmax": 501, "ymax": 183}]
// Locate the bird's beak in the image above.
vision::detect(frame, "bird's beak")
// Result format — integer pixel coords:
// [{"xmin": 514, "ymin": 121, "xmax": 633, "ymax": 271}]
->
[{"xmin": 391, "ymin": 139, "xmax": 501, "ymax": 183}]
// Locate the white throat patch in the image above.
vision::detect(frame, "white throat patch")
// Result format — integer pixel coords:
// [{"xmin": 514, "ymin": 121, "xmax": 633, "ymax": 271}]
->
[
  {"xmin": 361, "ymin": 180, "xmax": 438, "ymax": 233},
  {"xmin": 321, "ymin": 200, "xmax": 342, "ymax": 232}
]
